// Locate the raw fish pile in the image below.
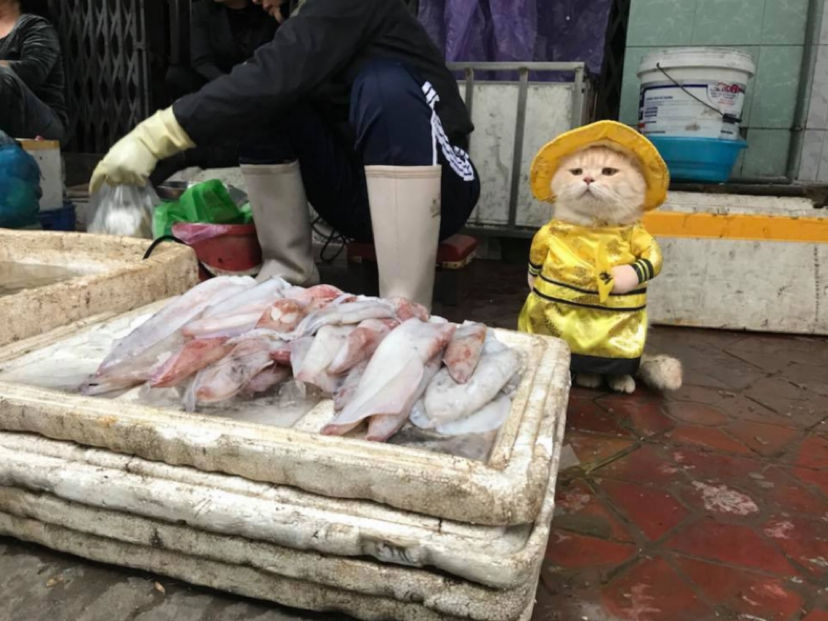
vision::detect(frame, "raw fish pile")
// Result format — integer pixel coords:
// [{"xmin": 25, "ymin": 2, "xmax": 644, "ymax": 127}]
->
[{"xmin": 81, "ymin": 276, "xmax": 524, "ymax": 442}]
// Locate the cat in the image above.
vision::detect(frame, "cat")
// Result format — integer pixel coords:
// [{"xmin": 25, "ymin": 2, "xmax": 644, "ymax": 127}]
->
[{"xmin": 525, "ymin": 145, "xmax": 682, "ymax": 394}]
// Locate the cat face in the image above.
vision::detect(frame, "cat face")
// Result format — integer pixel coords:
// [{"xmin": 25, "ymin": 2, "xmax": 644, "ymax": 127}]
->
[{"xmin": 550, "ymin": 146, "xmax": 647, "ymax": 226}]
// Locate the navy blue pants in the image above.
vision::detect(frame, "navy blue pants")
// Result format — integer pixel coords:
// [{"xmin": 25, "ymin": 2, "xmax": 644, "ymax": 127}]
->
[{"xmin": 239, "ymin": 59, "xmax": 480, "ymax": 242}]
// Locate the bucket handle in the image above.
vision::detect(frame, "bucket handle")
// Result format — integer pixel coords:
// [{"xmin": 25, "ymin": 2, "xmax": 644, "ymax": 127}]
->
[
  {"xmin": 143, "ymin": 234, "xmax": 210, "ymax": 275},
  {"xmin": 656, "ymin": 63, "xmax": 742, "ymax": 125}
]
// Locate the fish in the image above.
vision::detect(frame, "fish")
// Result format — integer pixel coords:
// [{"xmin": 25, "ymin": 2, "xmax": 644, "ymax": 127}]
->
[
  {"xmin": 294, "ymin": 325, "xmax": 354, "ymax": 393},
  {"xmin": 327, "ymin": 318, "xmax": 398, "ymax": 375},
  {"xmin": 200, "ymin": 277, "xmax": 289, "ymax": 319},
  {"xmin": 390, "ymin": 297, "xmax": 429, "ymax": 322},
  {"xmin": 422, "ymin": 337, "xmax": 522, "ymax": 427},
  {"xmin": 321, "ymin": 319, "xmax": 456, "ymax": 437},
  {"xmin": 96, "ymin": 276, "xmax": 254, "ymax": 376},
  {"xmin": 286, "ymin": 284, "xmax": 346, "ymax": 310},
  {"xmin": 185, "ymin": 340, "xmax": 273, "ymax": 410},
  {"xmin": 289, "ymin": 336, "xmax": 315, "ymax": 380},
  {"xmin": 149, "ymin": 337, "xmax": 232, "ymax": 388},
  {"xmin": 256, "ymin": 298, "xmax": 307, "ymax": 333},
  {"xmin": 290, "ymin": 298, "xmax": 397, "ymax": 339},
  {"xmin": 365, "ymin": 355, "xmax": 441, "ymax": 442},
  {"xmin": 243, "ymin": 365, "xmax": 291, "ymax": 395},
  {"xmin": 181, "ymin": 312, "xmax": 263, "ymax": 339},
  {"xmin": 333, "ymin": 360, "xmax": 368, "ymax": 411},
  {"xmin": 411, "ymin": 393, "xmax": 512, "ymax": 436},
  {"xmin": 443, "ymin": 322, "xmax": 487, "ymax": 384}
]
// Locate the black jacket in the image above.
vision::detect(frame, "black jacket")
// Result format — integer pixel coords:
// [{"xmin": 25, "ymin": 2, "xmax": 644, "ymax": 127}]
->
[
  {"xmin": 174, "ymin": 0, "xmax": 472, "ymax": 150},
  {"xmin": 190, "ymin": 0, "xmax": 277, "ymax": 82}
]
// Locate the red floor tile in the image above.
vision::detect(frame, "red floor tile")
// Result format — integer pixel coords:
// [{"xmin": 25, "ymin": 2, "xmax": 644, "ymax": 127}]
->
[
  {"xmin": 596, "ymin": 396, "xmax": 674, "ymax": 437},
  {"xmin": 757, "ymin": 468, "xmax": 828, "ymax": 516},
  {"xmin": 566, "ymin": 398, "xmax": 633, "ymax": 438},
  {"xmin": 667, "ymin": 520, "xmax": 796, "ymax": 575},
  {"xmin": 674, "ymin": 557, "xmax": 803, "ymax": 621},
  {"xmin": 565, "ymin": 432, "xmax": 636, "ymax": 470},
  {"xmin": 724, "ymin": 334, "xmax": 828, "ymax": 372},
  {"xmin": 601, "ymin": 480, "xmax": 689, "ymax": 541},
  {"xmin": 792, "ymin": 467, "xmax": 828, "ymax": 497},
  {"xmin": 554, "ymin": 479, "xmax": 633, "ymax": 541},
  {"xmin": 667, "ymin": 424, "xmax": 752, "ymax": 455},
  {"xmin": 803, "ymin": 612, "xmax": 828, "ymax": 621},
  {"xmin": 790, "ymin": 435, "xmax": 828, "ymax": 470},
  {"xmin": 764, "ymin": 516, "xmax": 828, "ymax": 578},
  {"xmin": 596, "ymin": 445, "xmax": 685, "ymax": 487},
  {"xmin": 670, "ymin": 447, "xmax": 765, "ymax": 483},
  {"xmin": 725, "ymin": 420, "xmax": 803, "ymax": 457},
  {"xmin": 666, "ymin": 385, "xmax": 731, "ymax": 405},
  {"xmin": 664, "ymin": 401, "xmax": 729, "ymax": 426},
  {"xmin": 545, "ymin": 529, "xmax": 637, "ymax": 570},
  {"xmin": 680, "ymin": 480, "xmax": 760, "ymax": 518},
  {"xmin": 602, "ymin": 557, "xmax": 711, "ymax": 621}
]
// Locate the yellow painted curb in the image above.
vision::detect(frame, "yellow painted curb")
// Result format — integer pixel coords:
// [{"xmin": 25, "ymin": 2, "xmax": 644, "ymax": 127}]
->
[{"xmin": 643, "ymin": 212, "xmax": 828, "ymax": 243}]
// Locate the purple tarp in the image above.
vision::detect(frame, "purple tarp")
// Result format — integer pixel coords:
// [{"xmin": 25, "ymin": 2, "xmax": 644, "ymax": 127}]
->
[{"xmin": 418, "ymin": 0, "xmax": 614, "ymax": 77}]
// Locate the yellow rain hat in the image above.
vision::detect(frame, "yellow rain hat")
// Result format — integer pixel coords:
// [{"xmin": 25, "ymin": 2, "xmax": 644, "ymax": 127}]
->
[{"xmin": 529, "ymin": 120, "xmax": 670, "ymax": 211}]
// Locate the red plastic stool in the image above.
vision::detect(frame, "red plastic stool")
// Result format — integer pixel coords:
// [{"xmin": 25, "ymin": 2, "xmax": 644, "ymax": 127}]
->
[{"xmin": 346, "ymin": 234, "xmax": 478, "ymax": 306}]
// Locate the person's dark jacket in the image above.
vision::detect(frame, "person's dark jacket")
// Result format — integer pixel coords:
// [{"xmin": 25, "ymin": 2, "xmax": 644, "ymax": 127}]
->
[
  {"xmin": 190, "ymin": 0, "xmax": 277, "ymax": 82},
  {"xmin": 174, "ymin": 0, "xmax": 473, "ymax": 150},
  {"xmin": 0, "ymin": 14, "xmax": 67, "ymax": 125}
]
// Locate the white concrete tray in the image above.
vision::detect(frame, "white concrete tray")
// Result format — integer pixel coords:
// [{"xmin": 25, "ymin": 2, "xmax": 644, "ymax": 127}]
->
[
  {"xmin": 0, "ymin": 425, "xmax": 564, "ymax": 620},
  {"xmin": 0, "ymin": 304, "xmax": 570, "ymax": 526},
  {"xmin": 0, "ymin": 230, "xmax": 198, "ymax": 347}
]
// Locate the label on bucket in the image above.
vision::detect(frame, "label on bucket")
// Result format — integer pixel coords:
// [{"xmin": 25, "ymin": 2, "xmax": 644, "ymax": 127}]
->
[{"xmin": 638, "ymin": 80, "xmax": 746, "ymax": 139}]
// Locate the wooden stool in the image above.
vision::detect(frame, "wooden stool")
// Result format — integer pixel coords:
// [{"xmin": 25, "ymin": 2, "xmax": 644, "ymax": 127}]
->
[{"xmin": 346, "ymin": 234, "xmax": 478, "ymax": 306}]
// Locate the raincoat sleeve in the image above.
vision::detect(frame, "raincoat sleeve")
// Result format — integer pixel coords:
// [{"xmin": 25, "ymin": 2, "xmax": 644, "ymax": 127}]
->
[
  {"xmin": 629, "ymin": 225, "xmax": 663, "ymax": 284},
  {"xmin": 173, "ymin": 0, "xmax": 379, "ymax": 145},
  {"xmin": 528, "ymin": 224, "xmax": 552, "ymax": 278},
  {"xmin": 4, "ymin": 19, "xmax": 60, "ymax": 89},
  {"xmin": 190, "ymin": 5, "xmax": 226, "ymax": 82}
]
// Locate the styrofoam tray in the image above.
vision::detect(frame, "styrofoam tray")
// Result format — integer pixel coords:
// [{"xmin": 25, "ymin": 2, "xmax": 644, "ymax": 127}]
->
[{"xmin": 0, "ymin": 304, "xmax": 570, "ymax": 526}]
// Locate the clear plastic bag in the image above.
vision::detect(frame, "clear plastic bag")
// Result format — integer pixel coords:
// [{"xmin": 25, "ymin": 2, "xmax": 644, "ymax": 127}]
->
[{"xmin": 88, "ymin": 183, "xmax": 159, "ymax": 239}]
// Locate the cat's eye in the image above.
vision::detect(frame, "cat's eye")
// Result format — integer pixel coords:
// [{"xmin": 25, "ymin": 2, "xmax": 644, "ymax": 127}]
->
[
  {"xmin": 602, "ymin": 168, "xmax": 618, "ymax": 176},
  {"xmin": 570, "ymin": 168, "xmax": 583, "ymax": 175}
]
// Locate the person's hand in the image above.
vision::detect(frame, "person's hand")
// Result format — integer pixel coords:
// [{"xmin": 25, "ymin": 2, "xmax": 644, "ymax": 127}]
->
[
  {"xmin": 611, "ymin": 265, "xmax": 640, "ymax": 294},
  {"xmin": 90, "ymin": 108, "xmax": 195, "ymax": 193}
]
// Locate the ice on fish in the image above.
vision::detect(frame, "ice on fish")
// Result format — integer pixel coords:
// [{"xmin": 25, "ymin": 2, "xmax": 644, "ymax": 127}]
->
[
  {"xmin": 443, "ymin": 322, "xmax": 487, "ymax": 384},
  {"xmin": 96, "ymin": 276, "xmax": 254, "ymax": 375},
  {"xmin": 149, "ymin": 338, "xmax": 232, "ymax": 388},
  {"xmin": 333, "ymin": 360, "xmax": 368, "ymax": 411},
  {"xmin": 321, "ymin": 319, "xmax": 456, "ymax": 437},
  {"xmin": 290, "ymin": 298, "xmax": 396, "ymax": 339},
  {"xmin": 411, "ymin": 393, "xmax": 512, "ymax": 436},
  {"xmin": 294, "ymin": 325, "xmax": 354, "ymax": 393},
  {"xmin": 182, "ymin": 311, "xmax": 263, "ymax": 339},
  {"xmin": 257, "ymin": 298, "xmax": 307, "ymax": 333},
  {"xmin": 328, "ymin": 318, "xmax": 397, "ymax": 375},
  {"xmin": 366, "ymin": 355, "xmax": 441, "ymax": 442},
  {"xmin": 200, "ymin": 277, "xmax": 289, "ymax": 319},
  {"xmin": 243, "ymin": 365, "xmax": 291, "ymax": 395},
  {"xmin": 186, "ymin": 340, "xmax": 273, "ymax": 410},
  {"xmin": 423, "ymin": 337, "xmax": 521, "ymax": 427}
]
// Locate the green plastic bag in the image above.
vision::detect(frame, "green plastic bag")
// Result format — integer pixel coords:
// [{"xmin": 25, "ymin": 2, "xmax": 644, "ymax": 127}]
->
[{"xmin": 153, "ymin": 179, "xmax": 252, "ymax": 239}]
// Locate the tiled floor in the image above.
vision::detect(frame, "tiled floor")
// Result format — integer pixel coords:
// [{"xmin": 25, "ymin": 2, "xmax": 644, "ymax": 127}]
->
[{"xmin": 2, "ymin": 258, "xmax": 827, "ymax": 621}]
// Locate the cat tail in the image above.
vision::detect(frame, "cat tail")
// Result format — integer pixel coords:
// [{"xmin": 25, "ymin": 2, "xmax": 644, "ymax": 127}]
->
[{"xmin": 637, "ymin": 354, "xmax": 683, "ymax": 392}]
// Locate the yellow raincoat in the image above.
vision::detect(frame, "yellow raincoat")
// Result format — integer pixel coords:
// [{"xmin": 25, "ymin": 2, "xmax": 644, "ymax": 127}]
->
[{"xmin": 518, "ymin": 220, "xmax": 663, "ymax": 375}]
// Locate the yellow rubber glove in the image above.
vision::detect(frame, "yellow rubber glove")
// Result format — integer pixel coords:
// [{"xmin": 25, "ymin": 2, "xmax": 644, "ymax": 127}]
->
[{"xmin": 89, "ymin": 108, "xmax": 195, "ymax": 194}]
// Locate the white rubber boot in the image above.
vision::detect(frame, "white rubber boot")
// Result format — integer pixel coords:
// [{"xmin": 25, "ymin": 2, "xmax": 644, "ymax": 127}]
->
[
  {"xmin": 365, "ymin": 165, "xmax": 441, "ymax": 309},
  {"xmin": 242, "ymin": 161, "xmax": 320, "ymax": 286}
]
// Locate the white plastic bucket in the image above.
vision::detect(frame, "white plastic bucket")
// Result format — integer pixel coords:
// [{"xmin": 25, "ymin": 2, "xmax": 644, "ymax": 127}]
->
[{"xmin": 637, "ymin": 48, "xmax": 755, "ymax": 140}]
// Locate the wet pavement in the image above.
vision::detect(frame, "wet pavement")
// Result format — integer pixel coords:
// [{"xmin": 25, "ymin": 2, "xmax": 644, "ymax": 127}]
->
[{"xmin": 2, "ymin": 258, "xmax": 827, "ymax": 621}]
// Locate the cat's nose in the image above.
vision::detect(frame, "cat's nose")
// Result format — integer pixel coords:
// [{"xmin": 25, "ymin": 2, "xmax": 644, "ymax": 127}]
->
[{"xmin": 583, "ymin": 176, "xmax": 594, "ymax": 184}]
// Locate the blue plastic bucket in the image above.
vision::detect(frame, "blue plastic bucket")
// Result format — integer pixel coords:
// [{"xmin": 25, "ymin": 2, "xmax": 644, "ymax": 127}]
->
[
  {"xmin": 649, "ymin": 136, "xmax": 746, "ymax": 184},
  {"xmin": 37, "ymin": 201, "xmax": 76, "ymax": 232}
]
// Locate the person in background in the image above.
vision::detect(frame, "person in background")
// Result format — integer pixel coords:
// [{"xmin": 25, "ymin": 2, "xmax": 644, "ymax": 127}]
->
[
  {"xmin": 92, "ymin": 0, "xmax": 480, "ymax": 310},
  {"xmin": 0, "ymin": 0, "xmax": 67, "ymax": 142},
  {"xmin": 165, "ymin": 0, "xmax": 277, "ymax": 101}
]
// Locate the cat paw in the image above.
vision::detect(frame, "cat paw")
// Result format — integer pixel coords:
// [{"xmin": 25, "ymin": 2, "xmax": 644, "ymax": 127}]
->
[
  {"xmin": 608, "ymin": 375, "xmax": 636, "ymax": 394},
  {"xmin": 575, "ymin": 373, "xmax": 603, "ymax": 389}
]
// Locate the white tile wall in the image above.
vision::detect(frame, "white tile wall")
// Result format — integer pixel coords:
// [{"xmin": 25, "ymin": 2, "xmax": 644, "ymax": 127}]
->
[{"xmin": 798, "ymin": 0, "xmax": 828, "ymax": 181}]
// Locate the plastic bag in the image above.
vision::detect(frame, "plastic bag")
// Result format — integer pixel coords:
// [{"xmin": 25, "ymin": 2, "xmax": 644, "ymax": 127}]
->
[
  {"xmin": 0, "ymin": 132, "xmax": 42, "ymax": 230},
  {"xmin": 152, "ymin": 179, "xmax": 252, "ymax": 239},
  {"xmin": 88, "ymin": 183, "xmax": 159, "ymax": 239}
]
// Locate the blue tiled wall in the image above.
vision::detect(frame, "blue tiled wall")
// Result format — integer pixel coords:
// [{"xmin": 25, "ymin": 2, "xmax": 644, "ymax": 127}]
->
[{"xmin": 619, "ymin": 0, "xmax": 810, "ymax": 178}]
